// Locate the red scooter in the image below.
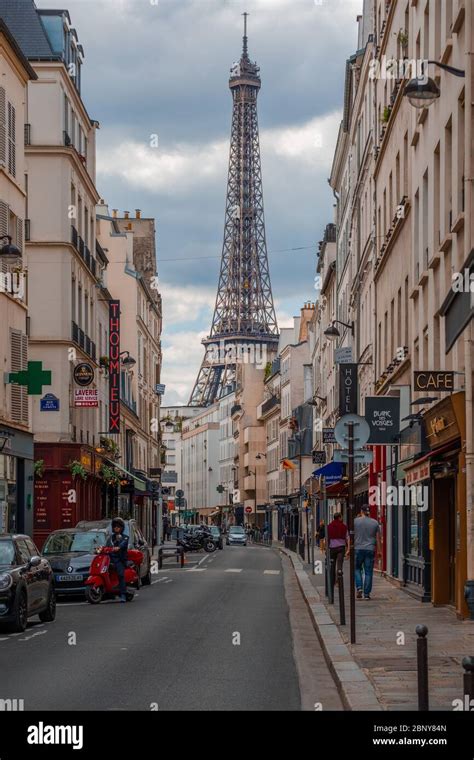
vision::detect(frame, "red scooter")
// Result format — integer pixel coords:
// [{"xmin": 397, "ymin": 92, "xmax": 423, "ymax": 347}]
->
[{"xmin": 85, "ymin": 546, "xmax": 143, "ymax": 604}]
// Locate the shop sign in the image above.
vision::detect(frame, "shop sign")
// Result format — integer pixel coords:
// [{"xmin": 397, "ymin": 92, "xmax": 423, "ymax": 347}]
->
[
  {"xmin": 312, "ymin": 450, "xmax": 326, "ymax": 465},
  {"xmin": 74, "ymin": 389, "xmax": 98, "ymax": 408},
  {"xmin": 406, "ymin": 461, "xmax": 430, "ymax": 485},
  {"xmin": 34, "ymin": 479, "xmax": 51, "ymax": 529},
  {"xmin": 414, "ymin": 371, "xmax": 454, "ymax": 392},
  {"xmin": 339, "ymin": 364, "xmax": 358, "ymax": 415},
  {"xmin": 60, "ymin": 478, "xmax": 74, "ymax": 527},
  {"xmin": 161, "ymin": 471, "xmax": 178, "ymax": 484},
  {"xmin": 109, "ymin": 300, "xmax": 121, "ymax": 433},
  {"xmin": 323, "ymin": 428, "xmax": 336, "ymax": 444},
  {"xmin": 80, "ymin": 452, "xmax": 92, "ymax": 472},
  {"xmin": 423, "ymin": 396, "xmax": 460, "ymax": 446},
  {"xmin": 73, "ymin": 363, "xmax": 94, "ymax": 387},
  {"xmin": 365, "ymin": 396, "xmax": 400, "ymax": 444}
]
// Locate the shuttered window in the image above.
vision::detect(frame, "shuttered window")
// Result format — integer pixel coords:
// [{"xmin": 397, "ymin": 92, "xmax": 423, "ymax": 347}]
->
[
  {"xmin": 7, "ymin": 101, "xmax": 16, "ymax": 177},
  {"xmin": 0, "ymin": 201, "xmax": 8, "ymax": 276},
  {"xmin": 10, "ymin": 329, "xmax": 28, "ymax": 425},
  {"xmin": 16, "ymin": 217, "xmax": 23, "ymax": 254},
  {"xmin": 0, "ymin": 87, "xmax": 6, "ymax": 167}
]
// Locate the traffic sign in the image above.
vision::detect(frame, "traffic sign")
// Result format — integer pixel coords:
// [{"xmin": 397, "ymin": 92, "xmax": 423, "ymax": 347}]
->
[
  {"xmin": 334, "ymin": 413, "xmax": 370, "ymax": 449},
  {"xmin": 245, "ymin": 506, "xmax": 252, "ymax": 514},
  {"xmin": 176, "ymin": 489, "xmax": 184, "ymax": 499},
  {"xmin": 333, "ymin": 450, "xmax": 373, "ymax": 464}
]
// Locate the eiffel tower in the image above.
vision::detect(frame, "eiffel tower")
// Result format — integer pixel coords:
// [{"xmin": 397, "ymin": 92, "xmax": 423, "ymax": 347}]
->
[{"xmin": 190, "ymin": 14, "xmax": 279, "ymax": 407}]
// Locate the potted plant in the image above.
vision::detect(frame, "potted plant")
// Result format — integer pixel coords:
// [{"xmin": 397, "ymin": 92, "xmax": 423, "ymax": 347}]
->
[
  {"xmin": 34, "ymin": 459, "xmax": 45, "ymax": 478},
  {"xmin": 99, "ymin": 437, "xmax": 120, "ymax": 461},
  {"xmin": 381, "ymin": 105, "xmax": 392, "ymax": 123},
  {"xmin": 397, "ymin": 29, "xmax": 409, "ymax": 48},
  {"xmin": 69, "ymin": 460, "xmax": 88, "ymax": 481},
  {"xmin": 99, "ymin": 464, "xmax": 121, "ymax": 488}
]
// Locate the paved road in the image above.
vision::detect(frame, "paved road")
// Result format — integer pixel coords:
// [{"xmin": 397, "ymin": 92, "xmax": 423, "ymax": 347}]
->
[{"xmin": 0, "ymin": 545, "xmax": 341, "ymax": 711}]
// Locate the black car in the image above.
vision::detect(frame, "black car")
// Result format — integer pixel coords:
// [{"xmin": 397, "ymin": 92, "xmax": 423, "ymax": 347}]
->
[
  {"xmin": 0, "ymin": 534, "xmax": 56, "ymax": 632},
  {"xmin": 75, "ymin": 519, "xmax": 152, "ymax": 585},
  {"xmin": 42, "ymin": 528, "xmax": 108, "ymax": 596}
]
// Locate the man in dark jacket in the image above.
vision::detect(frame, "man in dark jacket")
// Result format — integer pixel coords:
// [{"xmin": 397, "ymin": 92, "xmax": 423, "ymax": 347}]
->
[{"xmin": 106, "ymin": 517, "xmax": 129, "ymax": 602}]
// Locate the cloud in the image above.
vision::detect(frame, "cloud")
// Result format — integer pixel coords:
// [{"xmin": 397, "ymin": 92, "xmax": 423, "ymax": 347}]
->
[
  {"xmin": 160, "ymin": 281, "xmax": 215, "ymax": 325},
  {"xmin": 97, "ymin": 111, "xmax": 340, "ymax": 195}
]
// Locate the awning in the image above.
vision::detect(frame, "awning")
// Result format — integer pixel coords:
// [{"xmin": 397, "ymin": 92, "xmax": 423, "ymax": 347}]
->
[
  {"xmin": 107, "ymin": 459, "xmax": 146, "ymax": 491},
  {"xmin": 405, "ymin": 441, "xmax": 458, "ymax": 470},
  {"xmin": 312, "ymin": 462, "xmax": 344, "ymax": 484}
]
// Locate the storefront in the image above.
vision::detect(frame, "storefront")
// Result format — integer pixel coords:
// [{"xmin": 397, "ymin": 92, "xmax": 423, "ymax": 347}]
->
[
  {"xmin": 33, "ymin": 443, "xmax": 103, "ymax": 549},
  {"xmin": 422, "ymin": 392, "xmax": 467, "ymax": 618},
  {"xmin": 0, "ymin": 426, "xmax": 34, "ymax": 536},
  {"xmin": 399, "ymin": 456, "xmax": 431, "ymax": 602}
]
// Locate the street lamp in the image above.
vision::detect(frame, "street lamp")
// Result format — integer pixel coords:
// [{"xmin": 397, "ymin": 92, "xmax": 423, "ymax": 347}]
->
[
  {"xmin": 0, "ymin": 235, "xmax": 21, "ymax": 262},
  {"xmin": 248, "ymin": 469, "xmax": 257, "ymax": 526},
  {"xmin": 120, "ymin": 351, "xmax": 136, "ymax": 367},
  {"xmin": 404, "ymin": 61, "xmax": 465, "ymax": 109},
  {"xmin": 324, "ymin": 320, "xmax": 355, "ymax": 340}
]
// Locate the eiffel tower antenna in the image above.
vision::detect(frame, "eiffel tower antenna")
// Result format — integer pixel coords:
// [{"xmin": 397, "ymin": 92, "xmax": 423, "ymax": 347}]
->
[
  {"xmin": 189, "ymin": 18, "xmax": 279, "ymax": 407},
  {"xmin": 242, "ymin": 12, "xmax": 249, "ymax": 57}
]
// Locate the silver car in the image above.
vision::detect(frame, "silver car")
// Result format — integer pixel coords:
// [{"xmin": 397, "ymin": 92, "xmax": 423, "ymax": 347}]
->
[{"xmin": 226, "ymin": 526, "xmax": 247, "ymax": 546}]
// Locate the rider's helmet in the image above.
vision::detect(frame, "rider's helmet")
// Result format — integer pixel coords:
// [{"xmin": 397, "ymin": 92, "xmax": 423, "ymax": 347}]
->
[{"xmin": 111, "ymin": 517, "xmax": 125, "ymax": 532}]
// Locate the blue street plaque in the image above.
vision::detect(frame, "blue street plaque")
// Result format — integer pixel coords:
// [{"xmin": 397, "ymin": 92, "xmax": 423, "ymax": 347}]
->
[{"xmin": 40, "ymin": 393, "xmax": 60, "ymax": 411}]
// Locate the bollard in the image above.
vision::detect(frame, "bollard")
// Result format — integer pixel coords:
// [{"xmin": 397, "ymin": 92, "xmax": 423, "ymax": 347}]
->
[
  {"xmin": 416, "ymin": 624, "xmax": 429, "ymax": 711},
  {"xmin": 337, "ymin": 569, "xmax": 346, "ymax": 625},
  {"xmin": 158, "ymin": 547, "xmax": 163, "ymax": 571},
  {"xmin": 462, "ymin": 656, "xmax": 474, "ymax": 706},
  {"xmin": 180, "ymin": 547, "xmax": 185, "ymax": 568}
]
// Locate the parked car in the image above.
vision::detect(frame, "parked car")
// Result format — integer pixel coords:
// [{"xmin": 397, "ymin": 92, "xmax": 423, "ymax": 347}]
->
[
  {"xmin": 226, "ymin": 526, "xmax": 247, "ymax": 546},
  {"xmin": 209, "ymin": 526, "xmax": 223, "ymax": 550},
  {"xmin": 42, "ymin": 528, "xmax": 108, "ymax": 596},
  {"xmin": 75, "ymin": 519, "xmax": 152, "ymax": 585},
  {"xmin": 0, "ymin": 534, "xmax": 56, "ymax": 632}
]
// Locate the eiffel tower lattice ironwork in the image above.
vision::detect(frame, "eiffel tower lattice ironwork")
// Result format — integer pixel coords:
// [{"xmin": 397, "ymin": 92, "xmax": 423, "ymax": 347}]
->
[{"xmin": 189, "ymin": 14, "xmax": 279, "ymax": 406}]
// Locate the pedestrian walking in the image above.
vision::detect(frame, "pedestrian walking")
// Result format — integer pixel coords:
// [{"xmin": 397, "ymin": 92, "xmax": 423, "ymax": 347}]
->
[
  {"xmin": 316, "ymin": 519, "xmax": 326, "ymax": 552},
  {"xmin": 327, "ymin": 513, "xmax": 349, "ymax": 590},
  {"xmin": 354, "ymin": 505, "xmax": 382, "ymax": 600}
]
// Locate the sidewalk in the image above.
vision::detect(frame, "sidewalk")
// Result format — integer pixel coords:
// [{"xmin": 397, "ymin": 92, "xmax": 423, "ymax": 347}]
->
[{"xmin": 280, "ymin": 544, "xmax": 474, "ymax": 711}]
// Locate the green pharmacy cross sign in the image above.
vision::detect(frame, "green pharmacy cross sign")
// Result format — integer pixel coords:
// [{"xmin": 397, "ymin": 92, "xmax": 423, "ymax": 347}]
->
[{"xmin": 9, "ymin": 362, "xmax": 52, "ymax": 395}]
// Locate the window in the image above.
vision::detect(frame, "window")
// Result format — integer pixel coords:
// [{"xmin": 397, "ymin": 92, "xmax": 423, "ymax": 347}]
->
[
  {"xmin": 0, "ymin": 87, "xmax": 7, "ymax": 166},
  {"xmin": 10, "ymin": 329, "xmax": 28, "ymax": 425}
]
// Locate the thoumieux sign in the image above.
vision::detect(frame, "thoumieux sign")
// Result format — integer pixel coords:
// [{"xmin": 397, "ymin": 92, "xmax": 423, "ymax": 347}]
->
[{"xmin": 109, "ymin": 300, "xmax": 120, "ymax": 433}]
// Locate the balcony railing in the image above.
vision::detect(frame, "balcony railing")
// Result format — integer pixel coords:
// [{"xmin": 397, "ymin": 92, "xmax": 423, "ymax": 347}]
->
[
  {"xmin": 71, "ymin": 322, "xmax": 96, "ymax": 362},
  {"xmin": 70, "ymin": 225, "xmax": 98, "ymax": 280},
  {"xmin": 24, "ymin": 124, "xmax": 31, "ymax": 146}
]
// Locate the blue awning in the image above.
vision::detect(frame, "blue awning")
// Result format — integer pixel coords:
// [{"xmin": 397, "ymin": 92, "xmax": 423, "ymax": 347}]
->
[{"xmin": 312, "ymin": 462, "xmax": 344, "ymax": 484}]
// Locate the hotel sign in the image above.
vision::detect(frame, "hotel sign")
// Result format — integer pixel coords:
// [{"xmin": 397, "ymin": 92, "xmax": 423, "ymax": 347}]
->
[
  {"xmin": 109, "ymin": 300, "xmax": 121, "ymax": 433},
  {"xmin": 414, "ymin": 371, "xmax": 454, "ymax": 392},
  {"xmin": 339, "ymin": 364, "xmax": 358, "ymax": 416}
]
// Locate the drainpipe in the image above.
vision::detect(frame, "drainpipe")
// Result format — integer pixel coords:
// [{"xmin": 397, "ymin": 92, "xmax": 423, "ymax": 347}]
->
[{"xmin": 463, "ymin": 0, "xmax": 474, "ymax": 618}]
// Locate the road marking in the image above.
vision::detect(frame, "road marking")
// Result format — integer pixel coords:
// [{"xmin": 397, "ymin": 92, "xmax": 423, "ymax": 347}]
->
[
  {"xmin": 225, "ymin": 569, "xmax": 242, "ymax": 573},
  {"xmin": 264, "ymin": 570, "xmax": 280, "ymax": 575},
  {"xmin": 163, "ymin": 579, "xmax": 173, "ymax": 584},
  {"xmin": 18, "ymin": 629, "xmax": 48, "ymax": 642},
  {"xmin": 186, "ymin": 567, "xmax": 206, "ymax": 572},
  {"xmin": 153, "ymin": 577, "xmax": 169, "ymax": 584}
]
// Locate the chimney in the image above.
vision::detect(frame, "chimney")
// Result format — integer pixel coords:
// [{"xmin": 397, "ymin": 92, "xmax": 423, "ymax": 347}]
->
[
  {"xmin": 112, "ymin": 209, "xmax": 118, "ymax": 218},
  {"xmin": 127, "ymin": 222, "xmax": 133, "ymax": 231},
  {"xmin": 135, "ymin": 209, "xmax": 141, "ymax": 219},
  {"xmin": 124, "ymin": 211, "xmax": 130, "ymax": 220}
]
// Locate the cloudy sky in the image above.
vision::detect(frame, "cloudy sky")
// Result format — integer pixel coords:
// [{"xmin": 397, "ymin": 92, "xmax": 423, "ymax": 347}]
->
[{"xmin": 38, "ymin": 0, "xmax": 362, "ymax": 404}]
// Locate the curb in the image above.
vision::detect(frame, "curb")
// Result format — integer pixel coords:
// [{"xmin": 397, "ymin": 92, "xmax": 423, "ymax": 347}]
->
[{"xmin": 279, "ymin": 546, "xmax": 383, "ymax": 711}]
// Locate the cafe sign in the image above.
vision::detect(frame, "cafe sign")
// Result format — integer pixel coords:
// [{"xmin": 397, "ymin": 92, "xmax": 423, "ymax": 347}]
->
[
  {"xmin": 414, "ymin": 371, "xmax": 454, "ymax": 392},
  {"xmin": 406, "ymin": 460, "xmax": 430, "ymax": 485}
]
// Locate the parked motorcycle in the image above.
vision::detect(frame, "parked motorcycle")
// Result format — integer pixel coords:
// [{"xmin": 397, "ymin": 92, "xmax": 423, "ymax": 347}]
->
[
  {"xmin": 85, "ymin": 546, "xmax": 144, "ymax": 604},
  {"xmin": 178, "ymin": 528, "xmax": 216, "ymax": 554}
]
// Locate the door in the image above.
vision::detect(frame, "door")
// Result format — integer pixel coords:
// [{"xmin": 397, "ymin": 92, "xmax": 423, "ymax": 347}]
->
[
  {"xmin": 447, "ymin": 478, "xmax": 456, "ymax": 605},
  {"xmin": 15, "ymin": 539, "xmax": 38, "ymax": 613},
  {"xmin": 26, "ymin": 537, "xmax": 50, "ymax": 608}
]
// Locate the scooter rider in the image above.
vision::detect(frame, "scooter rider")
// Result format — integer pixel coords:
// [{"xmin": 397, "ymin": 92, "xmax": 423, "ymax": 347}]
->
[{"xmin": 106, "ymin": 517, "xmax": 129, "ymax": 603}]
